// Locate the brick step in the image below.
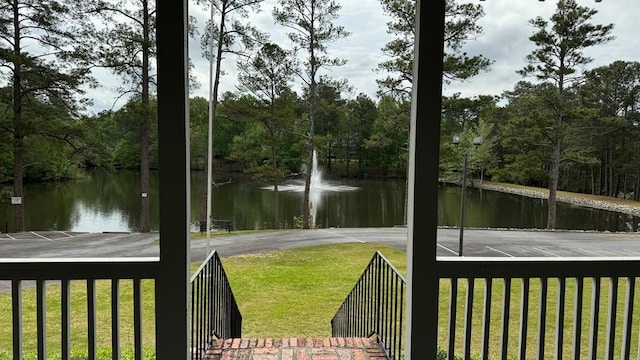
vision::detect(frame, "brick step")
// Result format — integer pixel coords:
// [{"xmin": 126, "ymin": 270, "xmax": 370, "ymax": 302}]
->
[{"xmin": 204, "ymin": 336, "xmax": 389, "ymax": 360}]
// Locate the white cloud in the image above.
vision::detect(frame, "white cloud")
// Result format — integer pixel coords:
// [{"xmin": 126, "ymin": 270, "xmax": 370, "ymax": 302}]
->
[
  {"xmin": 446, "ymin": 0, "xmax": 637, "ymax": 99},
  {"xmin": 86, "ymin": 0, "xmax": 639, "ymax": 114}
]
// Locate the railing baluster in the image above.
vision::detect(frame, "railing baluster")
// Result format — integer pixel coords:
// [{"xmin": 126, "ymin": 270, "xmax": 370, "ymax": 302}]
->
[
  {"xmin": 500, "ymin": 278, "xmax": 511, "ymax": 360},
  {"xmin": 519, "ymin": 277, "xmax": 530, "ymax": 360},
  {"xmin": 384, "ymin": 261, "xmax": 391, "ymax": 349},
  {"xmin": 448, "ymin": 278, "xmax": 458, "ymax": 360},
  {"xmin": 88, "ymin": 279, "xmax": 97, "ymax": 360},
  {"xmin": 398, "ymin": 279, "xmax": 404, "ymax": 360},
  {"xmin": 556, "ymin": 277, "xmax": 566, "ymax": 360},
  {"xmin": 481, "ymin": 278, "xmax": 492, "ymax": 360},
  {"xmin": 391, "ymin": 274, "xmax": 399, "ymax": 359},
  {"xmin": 190, "ymin": 275, "xmax": 196, "ymax": 359},
  {"xmin": 367, "ymin": 266, "xmax": 374, "ymax": 336},
  {"xmin": 621, "ymin": 277, "xmax": 634, "ymax": 360},
  {"xmin": 134, "ymin": 278, "xmax": 142, "ymax": 360},
  {"xmin": 463, "ymin": 278, "xmax": 474, "ymax": 360},
  {"xmin": 605, "ymin": 277, "xmax": 618, "ymax": 360},
  {"xmin": 199, "ymin": 270, "xmax": 205, "ymax": 353},
  {"xmin": 206, "ymin": 262, "xmax": 212, "ymax": 347},
  {"xmin": 537, "ymin": 277, "xmax": 548, "ymax": 360},
  {"xmin": 37, "ymin": 280, "xmax": 47, "ymax": 360},
  {"xmin": 62, "ymin": 280, "xmax": 71, "ymax": 360},
  {"xmin": 12, "ymin": 279, "xmax": 23, "ymax": 360},
  {"xmin": 573, "ymin": 277, "xmax": 584, "ymax": 360},
  {"xmin": 588, "ymin": 277, "xmax": 601, "ymax": 360},
  {"xmin": 112, "ymin": 279, "xmax": 120, "ymax": 360}
]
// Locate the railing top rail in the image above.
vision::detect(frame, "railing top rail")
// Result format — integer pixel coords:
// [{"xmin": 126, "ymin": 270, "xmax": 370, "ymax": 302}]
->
[
  {"xmin": 190, "ymin": 250, "xmax": 218, "ymax": 283},
  {"xmin": 375, "ymin": 251, "xmax": 406, "ymax": 282},
  {"xmin": 0, "ymin": 257, "xmax": 160, "ymax": 263},
  {"xmin": 437, "ymin": 256, "xmax": 640, "ymax": 262},
  {"xmin": 437, "ymin": 256, "xmax": 640, "ymax": 278},
  {"xmin": 0, "ymin": 257, "xmax": 160, "ymax": 280}
]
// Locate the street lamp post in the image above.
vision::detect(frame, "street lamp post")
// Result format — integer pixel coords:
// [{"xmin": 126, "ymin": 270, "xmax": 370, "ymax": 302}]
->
[{"xmin": 453, "ymin": 135, "xmax": 482, "ymax": 256}]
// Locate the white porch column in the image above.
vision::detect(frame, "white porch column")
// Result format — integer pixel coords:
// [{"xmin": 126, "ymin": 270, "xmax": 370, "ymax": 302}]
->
[
  {"xmin": 405, "ymin": 0, "xmax": 445, "ymax": 358},
  {"xmin": 155, "ymin": 0, "xmax": 191, "ymax": 358}
]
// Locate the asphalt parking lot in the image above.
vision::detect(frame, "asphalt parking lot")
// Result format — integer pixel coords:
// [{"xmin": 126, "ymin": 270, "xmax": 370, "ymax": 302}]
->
[
  {"xmin": 3, "ymin": 226, "xmax": 640, "ymax": 260},
  {"xmin": 3, "ymin": 227, "xmax": 640, "ymax": 292}
]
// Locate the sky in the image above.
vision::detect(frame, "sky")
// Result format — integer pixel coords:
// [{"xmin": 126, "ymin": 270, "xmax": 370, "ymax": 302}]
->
[{"xmin": 87, "ymin": 0, "xmax": 640, "ymax": 114}]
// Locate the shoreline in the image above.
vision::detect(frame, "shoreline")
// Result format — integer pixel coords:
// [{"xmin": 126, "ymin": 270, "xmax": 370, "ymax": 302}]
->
[{"xmin": 455, "ymin": 180, "xmax": 640, "ymax": 218}]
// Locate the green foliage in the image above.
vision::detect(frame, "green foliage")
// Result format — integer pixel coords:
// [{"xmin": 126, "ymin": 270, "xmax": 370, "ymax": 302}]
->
[
  {"xmin": 364, "ymin": 95, "xmax": 409, "ymax": 174},
  {"xmin": 377, "ymin": 0, "xmax": 492, "ymax": 98},
  {"xmin": 436, "ymin": 349, "xmax": 464, "ymax": 360},
  {"xmin": 23, "ymin": 136, "xmax": 81, "ymax": 181}
]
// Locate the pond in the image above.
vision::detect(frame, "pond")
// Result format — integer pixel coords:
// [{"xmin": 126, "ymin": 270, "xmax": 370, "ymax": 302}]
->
[{"xmin": 1, "ymin": 170, "xmax": 638, "ymax": 233}]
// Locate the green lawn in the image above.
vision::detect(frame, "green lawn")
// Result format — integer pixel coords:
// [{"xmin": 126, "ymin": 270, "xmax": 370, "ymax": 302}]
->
[
  {"xmin": 3, "ymin": 241, "xmax": 637, "ymax": 360},
  {"xmin": 0, "ymin": 242, "xmax": 406, "ymax": 359}
]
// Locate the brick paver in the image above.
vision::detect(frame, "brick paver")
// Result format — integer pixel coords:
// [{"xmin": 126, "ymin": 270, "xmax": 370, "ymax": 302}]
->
[{"xmin": 203, "ymin": 336, "xmax": 388, "ymax": 360}]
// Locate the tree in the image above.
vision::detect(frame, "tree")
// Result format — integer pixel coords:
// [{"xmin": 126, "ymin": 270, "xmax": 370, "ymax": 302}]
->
[
  {"xmin": 580, "ymin": 61, "xmax": 640, "ymax": 198},
  {"xmin": 0, "ymin": 0, "xmax": 94, "ymax": 232},
  {"xmin": 196, "ymin": 0, "xmax": 266, "ymax": 230},
  {"xmin": 377, "ymin": 0, "xmax": 492, "ymax": 225},
  {"xmin": 376, "ymin": 0, "xmax": 492, "ymax": 99},
  {"xmin": 273, "ymin": 0, "xmax": 350, "ymax": 229},
  {"xmin": 236, "ymin": 42, "xmax": 298, "ymax": 228},
  {"xmin": 343, "ymin": 93, "xmax": 378, "ymax": 175},
  {"xmin": 364, "ymin": 94, "xmax": 409, "ymax": 175},
  {"xmin": 440, "ymin": 94, "xmax": 496, "ymax": 180},
  {"xmin": 88, "ymin": 0, "xmax": 157, "ymax": 232},
  {"xmin": 518, "ymin": 0, "xmax": 614, "ymax": 229}
]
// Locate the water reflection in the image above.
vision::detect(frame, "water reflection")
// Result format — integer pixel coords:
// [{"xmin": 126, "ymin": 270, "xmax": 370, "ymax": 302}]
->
[{"xmin": 1, "ymin": 171, "xmax": 639, "ymax": 233}]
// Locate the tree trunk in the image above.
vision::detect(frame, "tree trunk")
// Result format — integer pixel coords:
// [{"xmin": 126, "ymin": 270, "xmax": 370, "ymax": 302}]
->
[
  {"xmin": 272, "ymin": 146, "xmax": 280, "ymax": 229},
  {"xmin": 302, "ymin": 145, "xmax": 313, "ymax": 229},
  {"xmin": 12, "ymin": 3, "xmax": 24, "ymax": 233},
  {"xmin": 546, "ymin": 141, "xmax": 560, "ymax": 230},
  {"xmin": 608, "ymin": 144, "xmax": 615, "ymax": 197},
  {"xmin": 139, "ymin": 0, "xmax": 151, "ymax": 233},
  {"xmin": 12, "ymin": 137, "xmax": 24, "ymax": 233},
  {"xmin": 635, "ymin": 169, "xmax": 640, "ymax": 201},
  {"xmin": 201, "ymin": 2, "xmax": 227, "ymax": 227}
]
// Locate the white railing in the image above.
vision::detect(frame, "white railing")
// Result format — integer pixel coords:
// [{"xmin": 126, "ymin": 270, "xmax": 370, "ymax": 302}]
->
[
  {"xmin": 0, "ymin": 257, "xmax": 160, "ymax": 360},
  {"xmin": 437, "ymin": 256, "xmax": 640, "ymax": 360}
]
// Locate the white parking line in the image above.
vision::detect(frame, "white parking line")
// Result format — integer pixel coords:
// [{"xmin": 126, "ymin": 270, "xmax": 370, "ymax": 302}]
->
[
  {"xmin": 2, "ymin": 234, "xmax": 16, "ymax": 240},
  {"xmin": 485, "ymin": 246, "xmax": 514, "ymax": 257},
  {"xmin": 30, "ymin": 231, "xmax": 52, "ymax": 241},
  {"xmin": 438, "ymin": 244, "xmax": 458, "ymax": 256},
  {"xmin": 322, "ymin": 229, "xmax": 365, "ymax": 243},
  {"xmin": 58, "ymin": 231, "xmax": 74, "ymax": 238},
  {"xmin": 622, "ymin": 249, "xmax": 640, "ymax": 255},
  {"xmin": 607, "ymin": 249, "xmax": 633, "ymax": 256},
  {"xmin": 530, "ymin": 247, "xmax": 560, "ymax": 257},
  {"xmin": 577, "ymin": 248, "xmax": 602, "ymax": 256}
]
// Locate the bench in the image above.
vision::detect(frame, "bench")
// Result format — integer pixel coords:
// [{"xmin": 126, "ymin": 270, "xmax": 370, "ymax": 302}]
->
[{"xmin": 199, "ymin": 219, "xmax": 233, "ymax": 233}]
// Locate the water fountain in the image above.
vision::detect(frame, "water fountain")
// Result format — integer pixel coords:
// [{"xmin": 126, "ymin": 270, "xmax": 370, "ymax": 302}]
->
[
  {"xmin": 262, "ymin": 149, "xmax": 358, "ymax": 228},
  {"xmin": 269, "ymin": 150, "xmax": 358, "ymax": 192}
]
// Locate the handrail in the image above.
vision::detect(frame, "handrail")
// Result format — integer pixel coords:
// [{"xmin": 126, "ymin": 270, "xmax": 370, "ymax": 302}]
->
[
  {"xmin": 190, "ymin": 250, "xmax": 242, "ymax": 360},
  {"xmin": 331, "ymin": 251, "xmax": 405, "ymax": 360}
]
